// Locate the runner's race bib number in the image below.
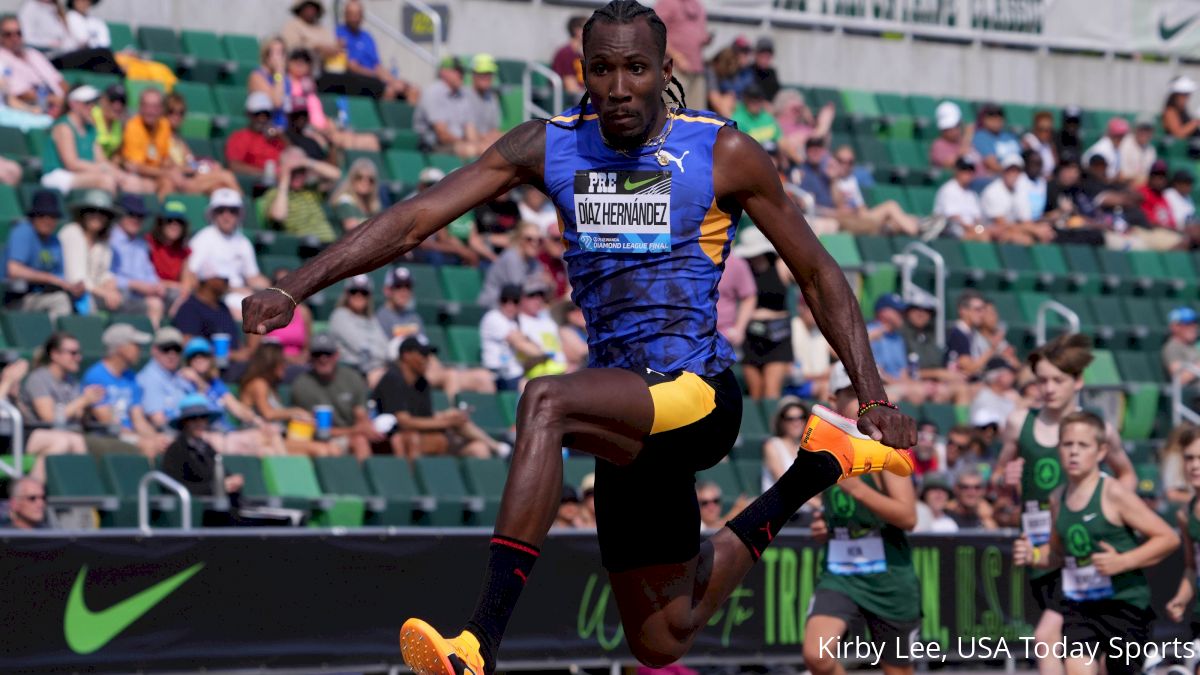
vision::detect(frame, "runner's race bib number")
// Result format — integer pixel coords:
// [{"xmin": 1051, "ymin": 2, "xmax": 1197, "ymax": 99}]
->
[
  {"xmin": 1022, "ymin": 502, "xmax": 1052, "ymax": 546},
  {"xmin": 827, "ymin": 529, "xmax": 887, "ymax": 576},
  {"xmin": 1062, "ymin": 558, "xmax": 1114, "ymax": 601},
  {"xmin": 573, "ymin": 170, "xmax": 671, "ymax": 253}
]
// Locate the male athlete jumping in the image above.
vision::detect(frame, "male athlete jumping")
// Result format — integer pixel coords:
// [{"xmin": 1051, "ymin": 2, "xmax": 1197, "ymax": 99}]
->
[{"xmin": 242, "ymin": 2, "xmax": 916, "ymax": 672}]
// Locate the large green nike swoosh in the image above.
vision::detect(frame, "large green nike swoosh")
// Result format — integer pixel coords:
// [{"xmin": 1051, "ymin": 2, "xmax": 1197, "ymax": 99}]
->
[
  {"xmin": 64, "ymin": 563, "xmax": 204, "ymax": 654},
  {"xmin": 623, "ymin": 176, "xmax": 658, "ymax": 191},
  {"xmin": 1160, "ymin": 13, "xmax": 1200, "ymax": 42}
]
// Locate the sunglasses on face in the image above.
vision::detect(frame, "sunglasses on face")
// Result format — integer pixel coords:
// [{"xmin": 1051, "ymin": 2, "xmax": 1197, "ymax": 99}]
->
[
  {"xmin": 698, "ymin": 498, "xmax": 722, "ymax": 507},
  {"xmin": 348, "ymin": 288, "xmax": 370, "ymax": 296},
  {"xmin": 354, "ymin": 174, "xmax": 377, "ymax": 183},
  {"xmin": 159, "ymin": 344, "xmax": 182, "ymax": 353},
  {"xmin": 213, "ymin": 207, "xmax": 240, "ymax": 216},
  {"xmin": 522, "ymin": 236, "xmax": 542, "ymax": 244},
  {"xmin": 57, "ymin": 348, "xmax": 81, "ymax": 357},
  {"xmin": 2, "ymin": 30, "xmax": 22, "ymax": 38},
  {"xmin": 958, "ymin": 484, "xmax": 984, "ymax": 491},
  {"xmin": 500, "ymin": 298, "xmax": 519, "ymax": 305},
  {"xmin": 19, "ymin": 494, "xmax": 45, "ymax": 502},
  {"xmin": 312, "ymin": 351, "xmax": 336, "ymax": 359}
]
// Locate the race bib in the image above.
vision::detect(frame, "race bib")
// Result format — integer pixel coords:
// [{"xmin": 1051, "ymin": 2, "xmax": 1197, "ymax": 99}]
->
[
  {"xmin": 1022, "ymin": 503, "xmax": 1052, "ymax": 546},
  {"xmin": 827, "ymin": 529, "xmax": 887, "ymax": 576},
  {"xmin": 573, "ymin": 170, "xmax": 671, "ymax": 253},
  {"xmin": 1062, "ymin": 558, "xmax": 1113, "ymax": 601}
]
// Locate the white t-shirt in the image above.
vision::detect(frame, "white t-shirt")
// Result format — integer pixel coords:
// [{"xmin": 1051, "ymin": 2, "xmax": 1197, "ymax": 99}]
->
[
  {"xmin": 480, "ymin": 309, "xmax": 525, "ymax": 380},
  {"xmin": 933, "ymin": 179, "xmax": 983, "ymax": 227},
  {"xmin": 518, "ymin": 310, "xmax": 567, "ymax": 370},
  {"xmin": 518, "ymin": 200, "xmax": 560, "ymax": 238},
  {"xmin": 981, "ymin": 177, "xmax": 1030, "ymax": 222},
  {"xmin": 834, "ymin": 175, "xmax": 865, "ymax": 209},
  {"xmin": 187, "ymin": 224, "xmax": 260, "ymax": 289},
  {"xmin": 1117, "ymin": 135, "xmax": 1156, "ymax": 184},
  {"xmin": 1083, "ymin": 136, "xmax": 1120, "ymax": 180},
  {"xmin": 66, "ymin": 10, "xmax": 111, "ymax": 49},
  {"xmin": 1165, "ymin": 187, "xmax": 1196, "ymax": 227},
  {"xmin": 1017, "ymin": 172, "xmax": 1047, "ymax": 220}
]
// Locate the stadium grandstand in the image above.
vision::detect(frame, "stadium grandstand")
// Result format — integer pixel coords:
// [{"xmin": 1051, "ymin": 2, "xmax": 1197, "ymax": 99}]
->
[{"xmin": 3, "ymin": 0, "xmax": 1200, "ymax": 673}]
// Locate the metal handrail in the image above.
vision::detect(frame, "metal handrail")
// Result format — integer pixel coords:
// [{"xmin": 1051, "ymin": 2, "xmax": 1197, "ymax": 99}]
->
[
  {"xmin": 1172, "ymin": 363, "xmax": 1200, "ymax": 427},
  {"xmin": 1035, "ymin": 300, "xmax": 1080, "ymax": 346},
  {"xmin": 897, "ymin": 241, "xmax": 946, "ymax": 349},
  {"xmin": 364, "ymin": 1, "xmax": 443, "ymax": 68},
  {"xmin": 0, "ymin": 398, "xmax": 25, "ymax": 478},
  {"xmin": 139, "ymin": 471, "xmax": 193, "ymax": 534},
  {"xmin": 522, "ymin": 62, "xmax": 564, "ymax": 122}
]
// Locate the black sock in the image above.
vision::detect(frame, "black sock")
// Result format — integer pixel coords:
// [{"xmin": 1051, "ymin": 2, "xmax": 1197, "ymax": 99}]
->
[
  {"xmin": 727, "ymin": 450, "xmax": 842, "ymax": 560},
  {"xmin": 464, "ymin": 535, "xmax": 539, "ymax": 673}
]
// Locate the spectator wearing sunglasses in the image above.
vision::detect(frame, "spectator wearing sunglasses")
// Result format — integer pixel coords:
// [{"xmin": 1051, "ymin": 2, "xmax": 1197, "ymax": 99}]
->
[
  {"xmin": 110, "ymin": 194, "xmax": 167, "ymax": 329},
  {"xmin": 136, "ymin": 327, "xmax": 193, "ymax": 431},
  {"xmin": 762, "ymin": 397, "xmax": 809, "ymax": 494},
  {"xmin": 328, "ymin": 157, "xmax": 382, "ymax": 232},
  {"xmin": 477, "ymin": 222, "xmax": 547, "ymax": 308},
  {"xmin": 187, "ymin": 189, "xmax": 268, "ymax": 317},
  {"xmin": 224, "ymin": 92, "xmax": 287, "ymax": 178},
  {"xmin": 697, "ymin": 480, "xmax": 749, "ymax": 531},
  {"xmin": 329, "ymin": 274, "xmax": 390, "ymax": 388},
  {"xmin": 3, "ymin": 477, "xmax": 48, "ymax": 529},
  {"xmin": 947, "ymin": 469, "xmax": 996, "ymax": 530}
]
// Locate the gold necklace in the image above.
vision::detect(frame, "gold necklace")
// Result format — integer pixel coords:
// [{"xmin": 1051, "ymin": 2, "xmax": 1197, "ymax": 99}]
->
[{"xmin": 601, "ymin": 106, "xmax": 678, "ymax": 166}]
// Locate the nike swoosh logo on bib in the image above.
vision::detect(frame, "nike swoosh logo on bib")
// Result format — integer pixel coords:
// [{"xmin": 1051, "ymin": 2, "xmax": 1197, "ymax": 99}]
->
[{"xmin": 624, "ymin": 176, "xmax": 657, "ymax": 191}]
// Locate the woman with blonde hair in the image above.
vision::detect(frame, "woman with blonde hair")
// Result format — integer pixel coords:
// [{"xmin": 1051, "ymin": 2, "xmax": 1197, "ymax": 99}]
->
[
  {"xmin": 1161, "ymin": 423, "xmax": 1199, "ymax": 505},
  {"xmin": 329, "ymin": 274, "xmax": 390, "ymax": 387},
  {"xmin": 774, "ymin": 88, "xmax": 834, "ymax": 163},
  {"xmin": 705, "ymin": 47, "xmax": 742, "ymax": 118},
  {"xmin": 328, "ymin": 157, "xmax": 382, "ymax": 232}
]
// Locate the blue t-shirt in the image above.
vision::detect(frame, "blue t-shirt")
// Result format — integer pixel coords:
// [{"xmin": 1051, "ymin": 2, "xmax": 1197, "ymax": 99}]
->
[
  {"xmin": 972, "ymin": 129, "xmax": 1021, "ymax": 163},
  {"xmin": 868, "ymin": 321, "xmax": 908, "ymax": 379},
  {"xmin": 337, "ymin": 25, "xmax": 380, "ymax": 70},
  {"xmin": 6, "ymin": 220, "xmax": 63, "ymax": 292},
  {"xmin": 799, "ymin": 161, "xmax": 835, "ymax": 209},
  {"xmin": 173, "ymin": 296, "xmax": 241, "ymax": 347},
  {"xmin": 136, "ymin": 360, "xmax": 191, "ymax": 422},
  {"xmin": 82, "ymin": 361, "xmax": 143, "ymax": 429}
]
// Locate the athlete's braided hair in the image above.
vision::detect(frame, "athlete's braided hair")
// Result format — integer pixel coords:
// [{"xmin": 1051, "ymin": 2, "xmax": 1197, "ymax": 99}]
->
[{"xmin": 551, "ymin": 0, "xmax": 687, "ymax": 130}]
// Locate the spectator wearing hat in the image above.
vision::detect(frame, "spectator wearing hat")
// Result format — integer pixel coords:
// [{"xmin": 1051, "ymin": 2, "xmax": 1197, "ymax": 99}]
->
[
  {"xmin": 930, "ymin": 101, "xmax": 972, "ymax": 169},
  {"xmin": 136, "ymin": 327, "xmax": 192, "ymax": 430},
  {"xmin": 42, "ymin": 84, "xmax": 147, "ymax": 195},
  {"xmin": 328, "ymin": 274, "xmax": 390, "ymax": 386},
  {"xmin": 90, "ymin": 83, "xmax": 125, "ymax": 159},
  {"xmin": 1163, "ymin": 75, "xmax": 1200, "ymax": 148},
  {"xmin": 226, "ymin": 94, "xmax": 286, "ymax": 179},
  {"xmin": 187, "ymin": 188, "xmax": 267, "ymax": 311},
  {"xmin": 969, "ymin": 357, "xmax": 1020, "ymax": 433},
  {"xmin": 1164, "ymin": 307, "xmax": 1200, "ymax": 385},
  {"xmin": 160, "ymin": 393, "xmax": 246, "ymax": 502},
  {"xmin": 415, "ymin": 55, "xmax": 485, "ymax": 157},
  {"xmin": 1136, "ymin": 160, "xmax": 1184, "ymax": 250},
  {"xmin": 733, "ymin": 227, "xmax": 794, "ymax": 400},
  {"xmin": 830, "ymin": 145, "xmax": 919, "ymax": 235},
  {"xmin": 746, "ymin": 36, "xmax": 780, "ymax": 102},
  {"xmin": 265, "ymin": 147, "xmax": 340, "ymax": 244},
  {"xmin": 5, "ymin": 189, "xmax": 80, "ymax": 319},
  {"xmin": 82, "ymin": 323, "xmax": 170, "ymax": 456},
  {"xmin": 328, "ymin": 157, "xmax": 383, "ymax": 232},
  {"xmin": 0, "ymin": 13, "xmax": 66, "ymax": 115},
  {"xmin": 796, "ymin": 136, "xmax": 834, "ymax": 209},
  {"xmin": 867, "ymin": 294, "xmax": 917, "ymax": 397},
  {"xmin": 59, "ymin": 188, "xmax": 123, "ymax": 313},
  {"xmin": 109, "ymin": 193, "xmax": 167, "ymax": 327},
  {"xmin": 177, "ymin": 336, "xmax": 287, "ymax": 457},
  {"xmin": 281, "ymin": 0, "xmax": 341, "ymax": 63},
  {"xmin": 934, "ymin": 157, "xmax": 984, "ymax": 235},
  {"xmin": 1057, "ymin": 105, "xmax": 1084, "ymax": 157},
  {"xmin": 478, "ymin": 222, "xmax": 546, "ymax": 308},
  {"xmin": 763, "ymin": 397, "xmax": 809, "ymax": 493},
  {"xmin": 372, "ymin": 335, "xmax": 504, "ymax": 459},
  {"xmin": 336, "ymin": 0, "xmax": 418, "ymax": 101},
  {"xmin": 551, "ymin": 16, "xmax": 586, "ymax": 94},
  {"xmin": 1019, "ymin": 110, "xmax": 1057, "ymax": 178},
  {"xmin": 980, "ymin": 154, "xmax": 1054, "ymax": 245},
  {"xmin": 481, "ymin": 283, "xmax": 546, "ymax": 391},
  {"xmin": 517, "ymin": 278, "xmax": 568, "ymax": 380},
  {"xmin": 915, "ymin": 476, "xmax": 958, "ymax": 533},
  {"xmin": 1165, "ymin": 168, "xmax": 1197, "ymax": 229},
  {"xmin": 173, "ymin": 260, "xmax": 257, "ymax": 364},
  {"xmin": 1083, "ymin": 117, "xmax": 1129, "ymax": 182},
  {"xmin": 1119, "ymin": 117, "xmax": 1159, "ymax": 187},
  {"xmin": 972, "ymin": 104, "xmax": 1021, "ymax": 176},
  {"xmin": 466, "ymin": 54, "xmax": 503, "ymax": 143},
  {"xmin": 147, "ymin": 198, "xmax": 193, "ymax": 294},
  {"xmin": 291, "ymin": 332, "xmax": 381, "ymax": 460},
  {"xmin": 730, "ymin": 83, "xmax": 782, "ymax": 145},
  {"xmin": 655, "ymin": 0, "xmax": 709, "ymax": 107}
]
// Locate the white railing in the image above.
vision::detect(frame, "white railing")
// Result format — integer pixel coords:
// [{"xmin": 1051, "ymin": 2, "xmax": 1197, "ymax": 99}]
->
[
  {"xmin": 522, "ymin": 62, "xmax": 564, "ymax": 121},
  {"xmin": 897, "ymin": 241, "xmax": 946, "ymax": 349},
  {"xmin": 0, "ymin": 398, "xmax": 24, "ymax": 478},
  {"xmin": 139, "ymin": 471, "xmax": 193, "ymax": 534},
  {"xmin": 1172, "ymin": 363, "xmax": 1200, "ymax": 427},
  {"xmin": 1035, "ymin": 300, "xmax": 1080, "ymax": 346},
  {"xmin": 363, "ymin": 0, "xmax": 444, "ymax": 67}
]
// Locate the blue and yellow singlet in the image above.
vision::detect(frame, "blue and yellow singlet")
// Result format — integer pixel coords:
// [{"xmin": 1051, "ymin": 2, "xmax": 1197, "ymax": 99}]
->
[{"xmin": 543, "ymin": 104, "xmax": 742, "ymax": 377}]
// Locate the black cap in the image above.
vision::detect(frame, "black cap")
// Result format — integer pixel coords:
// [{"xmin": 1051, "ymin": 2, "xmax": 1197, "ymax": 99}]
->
[
  {"xmin": 743, "ymin": 83, "xmax": 766, "ymax": 101},
  {"xmin": 978, "ymin": 103, "xmax": 1003, "ymax": 117},
  {"xmin": 954, "ymin": 157, "xmax": 976, "ymax": 172},
  {"xmin": 399, "ymin": 334, "xmax": 436, "ymax": 356},
  {"xmin": 1088, "ymin": 153, "xmax": 1108, "ymax": 166},
  {"xmin": 755, "ymin": 36, "xmax": 774, "ymax": 53},
  {"xmin": 116, "ymin": 193, "xmax": 149, "ymax": 218},
  {"xmin": 27, "ymin": 189, "xmax": 62, "ymax": 218},
  {"xmin": 1057, "ymin": 149, "xmax": 1080, "ymax": 167},
  {"xmin": 561, "ymin": 484, "xmax": 581, "ymax": 503},
  {"xmin": 1062, "ymin": 105, "xmax": 1083, "ymax": 122},
  {"xmin": 103, "ymin": 83, "xmax": 126, "ymax": 103},
  {"xmin": 805, "ymin": 136, "xmax": 825, "ymax": 149},
  {"xmin": 1150, "ymin": 159, "xmax": 1169, "ymax": 175},
  {"xmin": 387, "ymin": 267, "xmax": 412, "ymax": 288},
  {"xmin": 310, "ymin": 332, "xmax": 337, "ymax": 355},
  {"xmin": 1174, "ymin": 169, "xmax": 1195, "ymax": 184},
  {"xmin": 984, "ymin": 356, "xmax": 1015, "ymax": 373},
  {"xmin": 499, "ymin": 284, "xmax": 523, "ymax": 303},
  {"xmin": 288, "ymin": 48, "xmax": 313, "ymax": 63}
]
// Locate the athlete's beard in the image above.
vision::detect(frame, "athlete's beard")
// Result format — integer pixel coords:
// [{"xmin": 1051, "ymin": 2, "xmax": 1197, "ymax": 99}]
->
[{"xmin": 600, "ymin": 103, "xmax": 667, "ymax": 152}]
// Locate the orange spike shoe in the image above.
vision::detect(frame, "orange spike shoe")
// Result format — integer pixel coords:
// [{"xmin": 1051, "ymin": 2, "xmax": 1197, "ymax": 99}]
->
[{"xmin": 801, "ymin": 404, "xmax": 915, "ymax": 478}]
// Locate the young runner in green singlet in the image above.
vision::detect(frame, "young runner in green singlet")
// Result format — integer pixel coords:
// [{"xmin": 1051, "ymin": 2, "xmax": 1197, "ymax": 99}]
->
[{"xmin": 1167, "ymin": 426, "xmax": 1200, "ymax": 639}]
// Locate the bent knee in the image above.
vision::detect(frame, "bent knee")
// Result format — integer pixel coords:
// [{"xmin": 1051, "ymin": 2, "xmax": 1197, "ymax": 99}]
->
[
  {"xmin": 517, "ymin": 377, "xmax": 569, "ymax": 422},
  {"xmin": 803, "ymin": 639, "xmax": 838, "ymax": 673},
  {"xmin": 628, "ymin": 635, "xmax": 687, "ymax": 668}
]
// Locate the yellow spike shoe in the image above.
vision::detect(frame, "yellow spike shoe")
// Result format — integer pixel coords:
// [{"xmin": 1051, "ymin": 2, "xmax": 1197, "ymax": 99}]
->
[
  {"xmin": 801, "ymin": 404, "xmax": 915, "ymax": 478},
  {"xmin": 400, "ymin": 618, "xmax": 487, "ymax": 675}
]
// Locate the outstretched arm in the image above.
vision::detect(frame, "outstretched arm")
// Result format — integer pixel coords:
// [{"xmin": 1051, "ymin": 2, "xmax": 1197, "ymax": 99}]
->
[
  {"xmin": 242, "ymin": 121, "xmax": 546, "ymax": 334},
  {"xmin": 713, "ymin": 127, "xmax": 915, "ymax": 449}
]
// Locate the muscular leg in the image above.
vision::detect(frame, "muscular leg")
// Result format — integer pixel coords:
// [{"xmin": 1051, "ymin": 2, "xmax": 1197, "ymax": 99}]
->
[
  {"xmin": 1036, "ymin": 610, "xmax": 1065, "ymax": 675},
  {"xmin": 803, "ymin": 615, "xmax": 849, "ymax": 675},
  {"xmin": 743, "ymin": 364, "xmax": 764, "ymax": 399},
  {"xmin": 762, "ymin": 362, "xmax": 789, "ymax": 400}
]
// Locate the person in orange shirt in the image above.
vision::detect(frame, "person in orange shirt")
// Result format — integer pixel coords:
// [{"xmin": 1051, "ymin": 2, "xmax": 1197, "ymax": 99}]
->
[{"xmin": 121, "ymin": 88, "xmax": 239, "ymax": 200}]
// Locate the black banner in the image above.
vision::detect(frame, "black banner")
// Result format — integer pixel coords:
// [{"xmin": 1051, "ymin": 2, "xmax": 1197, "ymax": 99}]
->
[{"xmin": 0, "ymin": 530, "xmax": 1185, "ymax": 673}]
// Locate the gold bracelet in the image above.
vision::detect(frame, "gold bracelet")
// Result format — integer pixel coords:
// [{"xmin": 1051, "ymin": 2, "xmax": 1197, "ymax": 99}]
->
[{"xmin": 267, "ymin": 287, "xmax": 298, "ymax": 307}]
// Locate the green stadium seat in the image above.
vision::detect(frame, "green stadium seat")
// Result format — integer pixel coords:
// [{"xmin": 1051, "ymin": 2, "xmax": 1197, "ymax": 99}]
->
[
  {"xmin": 363, "ymin": 455, "xmax": 430, "ymax": 525},
  {"xmin": 386, "ymin": 149, "xmax": 425, "ymax": 189},
  {"xmin": 1029, "ymin": 243, "xmax": 1079, "ymax": 293},
  {"xmin": 57, "ymin": 315, "xmax": 106, "ymax": 360},
  {"xmin": 312, "ymin": 456, "xmax": 399, "ymax": 524},
  {"xmin": 735, "ymin": 460, "xmax": 763, "ymax": 497},
  {"xmin": 223, "ymin": 33, "xmax": 262, "ymax": 65},
  {"xmin": 1082, "ymin": 349, "xmax": 1121, "ymax": 389},
  {"xmin": 173, "ymin": 80, "xmax": 218, "ymax": 116},
  {"xmin": 213, "ymin": 84, "xmax": 250, "ymax": 118},
  {"xmin": 819, "ymin": 233, "xmax": 862, "ymax": 269},
  {"xmin": 109, "ymin": 313, "xmax": 155, "ymax": 334},
  {"xmin": 996, "ymin": 243, "xmax": 1048, "ymax": 290},
  {"xmin": 380, "ymin": 100, "xmax": 415, "ymax": 129},
  {"xmin": 0, "ymin": 127, "xmax": 31, "ymax": 160},
  {"xmin": 697, "ymin": 461, "xmax": 743, "ymax": 508},
  {"xmin": 961, "ymin": 240, "xmax": 1020, "ymax": 290},
  {"xmin": 1096, "ymin": 248, "xmax": 1151, "ymax": 295},
  {"xmin": 461, "ymin": 458, "xmax": 507, "ymax": 524},
  {"xmin": 445, "ymin": 325, "xmax": 482, "ymax": 365},
  {"xmin": 107, "ymin": 22, "xmax": 135, "ymax": 52},
  {"xmin": 841, "ymin": 89, "xmax": 881, "ymax": 119},
  {"xmin": 904, "ymin": 185, "xmax": 936, "ymax": 216},
  {"xmin": 138, "ymin": 26, "xmax": 185, "ymax": 55},
  {"xmin": 0, "ymin": 184, "xmax": 23, "ymax": 226},
  {"xmin": 399, "ymin": 263, "xmax": 444, "ymax": 303},
  {"xmin": 921, "ymin": 402, "xmax": 959, "ymax": 435},
  {"xmin": 457, "ymin": 392, "xmax": 511, "ymax": 436},
  {"xmin": 855, "ymin": 235, "xmax": 895, "ymax": 264},
  {"xmin": 439, "ymin": 265, "xmax": 483, "ymax": 303},
  {"xmin": 220, "ymin": 455, "xmax": 273, "ymax": 503},
  {"xmin": 45, "ymin": 455, "xmax": 121, "ymax": 523},
  {"xmin": 1060, "ymin": 244, "xmax": 1107, "ymax": 294},
  {"xmin": 3, "ymin": 312, "xmax": 53, "ymax": 350},
  {"xmin": 99, "ymin": 454, "xmax": 193, "ymax": 527},
  {"xmin": 886, "ymin": 139, "xmax": 927, "ymax": 171},
  {"xmin": 563, "ymin": 456, "xmax": 595, "ymax": 491},
  {"xmin": 413, "ymin": 456, "xmax": 483, "ymax": 525},
  {"xmin": 181, "ymin": 29, "xmax": 230, "ymax": 62},
  {"xmin": 263, "ymin": 455, "xmax": 364, "ymax": 527},
  {"xmin": 876, "ymin": 92, "xmax": 913, "ymax": 120},
  {"xmin": 908, "ymin": 94, "xmax": 938, "ymax": 125},
  {"xmin": 1121, "ymin": 297, "xmax": 1165, "ymax": 346},
  {"xmin": 427, "ymin": 152, "xmax": 464, "ymax": 174},
  {"xmin": 346, "ymin": 96, "xmax": 384, "ymax": 131},
  {"xmin": 866, "ymin": 184, "xmax": 911, "ymax": 211}
]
